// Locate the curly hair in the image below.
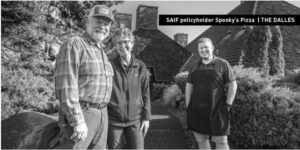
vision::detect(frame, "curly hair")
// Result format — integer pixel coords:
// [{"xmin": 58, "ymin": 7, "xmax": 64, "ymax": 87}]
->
[{"xmin": 112, "ymin": 28, "xmax": 135, "ymax": 43}]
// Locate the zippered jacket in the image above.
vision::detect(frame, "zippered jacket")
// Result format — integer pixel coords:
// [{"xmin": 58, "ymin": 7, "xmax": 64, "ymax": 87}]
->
[{"xmin": 108, "ymin": 55, "xmax": 151, "ymax": 123}]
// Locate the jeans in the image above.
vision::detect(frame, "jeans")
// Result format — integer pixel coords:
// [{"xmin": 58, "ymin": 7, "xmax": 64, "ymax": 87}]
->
[
  {"xmin": 54, "ymin": 107, "xmax": 108, "ymax": 149},
  {"xmin": 107, "ymin": 121, "xmax": 144, "ymax": 149}
]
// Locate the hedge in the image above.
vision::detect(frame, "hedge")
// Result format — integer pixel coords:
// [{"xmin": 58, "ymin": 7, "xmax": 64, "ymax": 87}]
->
[
  {"xmin": 173, "ymin": 65, "xmax": 300, "ymax": 148},
  {"xmin": 231, "ymin": 66, "xmax": 300, "ymax": 148}
]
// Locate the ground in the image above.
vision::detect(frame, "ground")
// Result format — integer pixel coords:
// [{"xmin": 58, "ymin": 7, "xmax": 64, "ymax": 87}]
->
[{"xmin": 145, "ymin": 100, "xmax": 188, "ymax": 149}]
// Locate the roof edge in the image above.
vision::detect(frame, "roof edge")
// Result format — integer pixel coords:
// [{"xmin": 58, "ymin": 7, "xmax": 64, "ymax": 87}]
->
[{"xmin": 135, "ymin": 28, "xmax": 192, "ymax": 56}]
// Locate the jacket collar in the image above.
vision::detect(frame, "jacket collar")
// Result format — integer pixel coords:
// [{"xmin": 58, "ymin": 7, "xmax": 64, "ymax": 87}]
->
[{"xmin": 116, "ymin": 54, "xmax": 139, "ymax": 67}]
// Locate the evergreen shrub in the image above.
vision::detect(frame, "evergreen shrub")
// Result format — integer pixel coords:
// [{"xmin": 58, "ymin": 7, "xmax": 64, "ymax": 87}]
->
[
  {"xmin": 161, "ymin": 84, "xmax": 182, "ymax": 106},
  {"xmin": 150, "ymin": 83, "xmax": 169, "ymax": 101},
  {"xmin": 174, "ymin": 71, "xmax": 189, "ymax": 93},
  {"xmin": 173, "ymin": 65, "xmax": 300, "ymax": 148},
  {"xmin": 1, "ymin": 67, "xmax": 58, "ymax": 120},
  {"xmin": 231, "ymin": 66, "xmax": 300, "ymax": 148}
]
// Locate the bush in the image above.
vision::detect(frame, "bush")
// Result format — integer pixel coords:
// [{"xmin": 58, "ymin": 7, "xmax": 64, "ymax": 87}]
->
[
  {"xmin": 150, "ymin": 83, "xmax": 169, "ymax": 101},
  {"xmin": 295, "ymin": 71, "xmax": 300, "ymax": 85},
  {"xmin": 275, "ymin": 68, "xmax": 300, "ymax": 91},
  {"xmin": 284, "ymin": 69, "xmax": 300, "ymax": 85},
  {"xmin": 173, "ymin": 66, "xmax": 300, "ymax": 148},
  {"xmin": 231, "ymin": 66, "xmax": 300, "ymax": 148},
  {"xmin": 1, "ymin": 67, "xmax": 59, "ymax": 120},
  {"xmin": 231, "ymin": 85, "xmax": 300, "ymax": 148},
  {"xmin": 161, "ymin": 84, "xmax": 182, "ymax": 107},
  {"xmin": 174, "ymin": 71, "xmax": 189, "ymax": 92}
]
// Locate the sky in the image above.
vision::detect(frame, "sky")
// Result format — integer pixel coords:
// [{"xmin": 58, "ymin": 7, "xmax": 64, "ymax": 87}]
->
[{"xmin": 112, "ymin": 0, "xmax": 300, "ymax": 43}]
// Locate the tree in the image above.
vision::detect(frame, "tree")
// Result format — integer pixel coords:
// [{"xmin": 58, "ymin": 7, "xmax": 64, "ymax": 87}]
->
[
  {"xmin": 269, "ymin": 26, "xmax": 285, "ymax": 76},
  {"xmin": 243, "ymin": 26, "xmax": 272, "ymax": 73}
]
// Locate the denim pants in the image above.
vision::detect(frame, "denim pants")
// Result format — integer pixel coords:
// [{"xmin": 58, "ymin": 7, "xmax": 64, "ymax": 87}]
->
[
  {"xmin": 54, "ymin": 107, "xmax": 108, "ymax": 149},
  {"xmin": 107, "ymin": 121, "xmax": 144, "ymax": 149}
]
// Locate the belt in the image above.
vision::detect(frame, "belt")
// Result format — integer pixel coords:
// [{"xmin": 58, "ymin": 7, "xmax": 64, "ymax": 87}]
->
[{"xmin": 79, "ymin": 101, "xmax": 107, "ymax": 110}]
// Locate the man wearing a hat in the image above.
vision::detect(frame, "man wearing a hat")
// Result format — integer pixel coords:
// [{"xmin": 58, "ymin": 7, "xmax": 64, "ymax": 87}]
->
[{"xmin": 54, "ymin": 5, "xmax": 114, "ymax": 149}]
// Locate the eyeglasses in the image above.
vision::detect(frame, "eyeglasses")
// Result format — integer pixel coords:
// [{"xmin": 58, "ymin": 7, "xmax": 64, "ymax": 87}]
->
[{"xmin": 116, "ymin": 40, "xmax": 132, "ymax": 45}]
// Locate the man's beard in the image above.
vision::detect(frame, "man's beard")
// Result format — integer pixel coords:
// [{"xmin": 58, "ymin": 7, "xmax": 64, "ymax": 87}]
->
[
  {"xmin": 92, "ymin": 32, "xmax": 107, "ymax": 42},
  {"xmin": 87, "ymin": 26, "xmax": 108, "ymax": 42}
]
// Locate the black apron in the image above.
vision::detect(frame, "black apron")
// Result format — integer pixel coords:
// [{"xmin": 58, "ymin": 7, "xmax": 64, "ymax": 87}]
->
[{"xmin": 187, "ymin": 63, "xmax": 230, "ymax": 136}]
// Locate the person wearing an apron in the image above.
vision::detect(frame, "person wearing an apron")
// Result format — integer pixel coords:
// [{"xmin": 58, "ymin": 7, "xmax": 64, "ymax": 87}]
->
[{"xmin": 185, "ymin": 38, "xmax": 237, "ymax": 149}]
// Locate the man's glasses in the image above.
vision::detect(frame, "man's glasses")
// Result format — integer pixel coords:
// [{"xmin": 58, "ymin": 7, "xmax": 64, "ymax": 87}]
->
[{"xmin": 116, "ymin": 40, "xmax": 132, "ymax": 45}]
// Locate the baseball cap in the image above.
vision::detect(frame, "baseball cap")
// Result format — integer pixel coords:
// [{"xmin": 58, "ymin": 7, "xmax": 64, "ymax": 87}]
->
[{"xmin": 89, "ymin": 5, "xmax": 114, "ymax": 22}]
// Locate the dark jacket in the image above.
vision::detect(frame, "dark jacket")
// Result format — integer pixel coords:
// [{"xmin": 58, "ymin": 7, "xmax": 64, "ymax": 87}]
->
[{"xmin": 108, "ymin": 55, "xmax": 151, "ymax": 123}]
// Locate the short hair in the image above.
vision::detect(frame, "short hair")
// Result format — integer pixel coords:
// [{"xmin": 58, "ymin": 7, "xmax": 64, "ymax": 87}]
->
[
  {"xmin": 112, "ymin": 28, "xmax": 134, "ymax": 43},
  {"xmin": 198, "ymin": 37, "xmax": 213, "ymax": 46}
]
